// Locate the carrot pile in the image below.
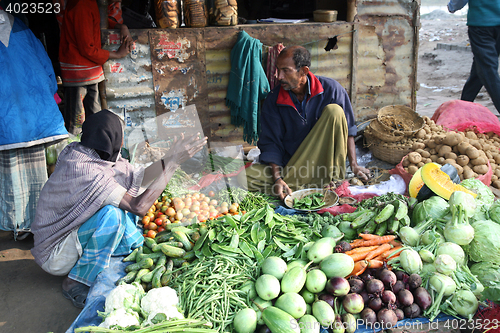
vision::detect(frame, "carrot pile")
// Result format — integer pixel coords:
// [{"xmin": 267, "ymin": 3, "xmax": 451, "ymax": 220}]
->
[{"xmin": 347, "ymin": 234, "xmax": 403, "ymax": 277}]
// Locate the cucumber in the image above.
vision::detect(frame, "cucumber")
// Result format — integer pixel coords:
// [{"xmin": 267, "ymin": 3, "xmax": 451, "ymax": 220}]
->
[
  {"xmin": 143, "ymin": 237, "xmax": 157, "ymax": 250},
  {"xmin": 182, "ymin": 251, "xmax": 196, "ymax": 261},
  {"xmin": 134, "ymin": 268, "xmax": 151, "ymax": 283},
  {"xmin": 172, "ymin": 230, "xmax": 192, "ymax": 251},
  {"xmin": 262, "ymin": 306, "xmax": 300, "ymax": 333},
  {"xmin": 137, "ymin": 252, "xmax": 164, "ymax": 262},
  {"xmin": 140, "ymin": 268, "xmax": 156, "ymax": 283},
  {"xmin": 116, "ymin": 270, "xmax": 137, "ymax": 285},
  {"xmin": 157, "ymin": 243, "xmax": 186, "ymax": 258},
  {"xmin": 125, "ymin": 258, "xmax": 154, "ymax": 272},
  {"xmin": 374, "ymin": 204, "xmax": 395, "ymax": 224},
  {"xmin": 152, "ymin": 241, "xmax": 184, "ymax": 252},
  {"xmin": 160, "ymin": 259, "xmax": 174, "ymax": 286},
  {"xmin": 122, "ymin": 248, "xmax": 139, "ymax": 262},
  {"xmin": 135, "ymin": 246, "xmax": 144, "ymax": 263},
  {"xmin": 155, "ymin": 231, "xmax": 174, "ymax": 244},
  {"xmin": 152, "ymin": 265, "xmax": 167, "ymax": 289},
  {"xmin": 154, "ymin": 254, "xmax": 167, "ymax": 269},
  {"xmin": 143, "ymin": 246, "xmax": 153, "ymax": 254},
  {"xmin": 172, "ymin": 258, "xmax": 186, "ymax": 267}
]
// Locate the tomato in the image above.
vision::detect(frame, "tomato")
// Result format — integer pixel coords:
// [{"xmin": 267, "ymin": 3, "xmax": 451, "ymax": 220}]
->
[
  {"xmin": 219, "ymin": 206, "xmax": 229, "ymax": 215},
  {"xmin": 157, "ymin": 226, "xmax": 165, "ymax": 233},
  {"xmin": 166, "ymin": 207, "xmax": 176, "ymax": 217},
  {"xmin": 154, "ymin": 218, "xmax": 163, "ymax": 226},
  {"xmin": 147, "ymin": 212, "xmax": 155, "ymax": 221},
  {"xmin": 146, "ymin": 230, "xmax": 157, "ymax": 238},
  {"xmin": 210, "ymin": 199, "xmax": 218, "ymax": 206},
  {"xmin": 146, "ymin": 222, "xmax": 158, "ymax": 230},
  {"xmin": 229, "ymin": 204, "xmax": 238, "ymax": 213},
  {"xmin": 175, "ymin": 212, "xmax": 183, "ymax": 220},
  {"xmin": 142, "ymin": 215, "xmax": 151, "ymax": 225},
  {"xmin": 155, "ymin": 202, "xmax": 163, "ymax": 210},
  {"xmin": 208, "ymin": 190, "xmax": 215, "ymax": 197},
  {"xmin": 161, "ymin": 205, "xmax": 169, "ymax": 213}
]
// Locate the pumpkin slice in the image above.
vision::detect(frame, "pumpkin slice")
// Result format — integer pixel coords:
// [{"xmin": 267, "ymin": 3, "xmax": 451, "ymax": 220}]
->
[
  {"xmin": 420, "ymin": 162, "xmax": 477, "ymax": 200},
  {"xmin": 409, "ymin": 163, "xmax": 461, "ymax": 201},
  {"xmin": 408, "ymin": 166, "xmax": 426, "ymax": 199}
]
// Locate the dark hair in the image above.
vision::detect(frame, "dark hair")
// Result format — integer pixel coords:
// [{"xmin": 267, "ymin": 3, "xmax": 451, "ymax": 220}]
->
[{"xmin": 283, "ymin": 46, "xmax": 311, "ymax": 70}]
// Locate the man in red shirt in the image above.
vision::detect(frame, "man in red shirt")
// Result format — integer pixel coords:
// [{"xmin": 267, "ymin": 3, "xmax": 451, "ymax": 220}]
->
[{"xmin": 59, "ymin": 0, "xmax": 132, "ymax": 135}]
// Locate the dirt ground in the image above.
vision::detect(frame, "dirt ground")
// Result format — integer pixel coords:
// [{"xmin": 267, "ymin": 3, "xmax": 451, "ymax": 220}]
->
[
  {"xmin": 416, "ymin": 10, "xmax": 499, "ymax": 119},
  {"xmin": 1, "ymin": 10, "xmax": 499, "ymax": 333}
]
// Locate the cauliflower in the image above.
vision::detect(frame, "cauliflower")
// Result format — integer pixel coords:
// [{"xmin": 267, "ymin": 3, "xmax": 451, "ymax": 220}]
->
[
  {"xmin": 104, "ymin": 282, "xmax": 145, "ymax": 313},
  {"xmin": 140, "ymin": 286, "xmax": 184, "ymax": 326},
  {"xmin": 99, "ymin": 308, "xmax": 140, "ymax": 329}
]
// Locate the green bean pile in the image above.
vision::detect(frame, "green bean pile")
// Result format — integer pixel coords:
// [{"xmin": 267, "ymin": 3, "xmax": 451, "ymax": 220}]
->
[
  {"xmin": 215, "ymin": 187, "xmax": 279, "ymax": 212},
  {"xmin": 169, "ymin": 256, "xmax": 260, "ymax": 333},
  {"xmin": 74, "ymin": 318, "xmax": 217, "ymax": 333},
  {"xmin": 203, "ymin": 154, "xmax": 244, "ymax": 175},
  {"xmin": 163, "ymin": 168, "xmax": 198, "ymax": 197}
]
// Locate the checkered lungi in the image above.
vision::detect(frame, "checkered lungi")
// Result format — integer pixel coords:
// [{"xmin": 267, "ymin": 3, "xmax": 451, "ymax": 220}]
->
[{"xmin": 0, "ymin": 145, "xmax": 47, "ymax": 235}]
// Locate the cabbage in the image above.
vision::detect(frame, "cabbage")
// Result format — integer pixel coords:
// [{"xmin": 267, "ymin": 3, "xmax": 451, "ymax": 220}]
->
[
  {"xmin": 412, "ymin": 196, "xmax": 449, "ymax": 226},
  {"xmin": 488, "ymin": 200, "xmax": 500, "ymax": 224},
  {"xmin": 467, "ymin": 220, "xmax": 500, "ymax": 264},
  {"xmin": 460, "ymin": 178, "xmax": 494, "ymax": 221},
  {"xmin": 470, "ymin": 261, "xmax": 500, "ymax": 302}
]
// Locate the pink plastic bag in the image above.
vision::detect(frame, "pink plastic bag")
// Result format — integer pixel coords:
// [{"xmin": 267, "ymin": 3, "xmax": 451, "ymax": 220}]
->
[{"xmin": 431, "ymin": 100, "xmax": 500, "ymax": 135}]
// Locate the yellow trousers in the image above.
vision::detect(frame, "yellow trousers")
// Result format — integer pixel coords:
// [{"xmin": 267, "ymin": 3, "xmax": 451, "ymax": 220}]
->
[{"xmin": 238, "ymin": 104, "xmax": 349, "ymax": 194}]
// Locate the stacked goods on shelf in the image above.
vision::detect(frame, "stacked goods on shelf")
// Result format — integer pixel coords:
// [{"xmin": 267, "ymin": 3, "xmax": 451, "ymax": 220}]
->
[
  {"xmin": 155, "ymin": 0, "xmax": 182, "ymax": 28},
  {"xmin": 208, "ymin": 0, "xmax": 238, "ymax": 26},
  {"xmin": 184, "ymin": 0, "xmax": 208, "ymax": 27}
]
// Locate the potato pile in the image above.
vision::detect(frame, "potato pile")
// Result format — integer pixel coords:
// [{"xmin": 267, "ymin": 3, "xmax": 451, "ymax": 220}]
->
[{"xmin": 401, "ymin": 116, "xmax": 500, "ymax": 188}]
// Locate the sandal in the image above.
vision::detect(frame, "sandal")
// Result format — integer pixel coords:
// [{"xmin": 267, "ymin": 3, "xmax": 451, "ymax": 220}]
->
[{"xmin": 62, "ymin": 284, "xmax": 90, "ymax": 309}]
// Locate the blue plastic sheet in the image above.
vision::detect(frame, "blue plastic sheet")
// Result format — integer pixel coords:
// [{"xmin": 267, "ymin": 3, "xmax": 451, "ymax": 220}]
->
[{"xmin": 66, "ymin": 257, "xmax": 128, "ymax": 333}]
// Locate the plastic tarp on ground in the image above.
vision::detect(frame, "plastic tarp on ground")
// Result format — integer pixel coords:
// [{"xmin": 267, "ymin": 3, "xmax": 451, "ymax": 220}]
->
[{"xmin": 66, "ymin": 257, "xmax": 127, "ymax": 333}]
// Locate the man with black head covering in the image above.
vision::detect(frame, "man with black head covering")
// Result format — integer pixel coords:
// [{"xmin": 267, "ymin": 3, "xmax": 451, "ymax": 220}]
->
[{"xmin": 31, "ymin": 110, "xmax": 207, "ymax": 308}]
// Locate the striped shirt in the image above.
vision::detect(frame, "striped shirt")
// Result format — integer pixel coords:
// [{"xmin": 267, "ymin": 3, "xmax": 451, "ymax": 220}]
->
[{"xmin": 31, "ymin": 142, "xmax": 144, "ymax": 267}]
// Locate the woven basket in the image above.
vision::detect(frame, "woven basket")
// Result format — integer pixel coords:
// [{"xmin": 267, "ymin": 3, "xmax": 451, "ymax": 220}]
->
[
  {"xmin": 377, "ymin": 105, "xmax": 425, "ymax": 137},
  {"xmin": 364, "ymin": 131, "xmax": 412, "ymax": 164},
  {"xmin": 365, "ymin": 118, "xmax": 405, "ymax": 143}
]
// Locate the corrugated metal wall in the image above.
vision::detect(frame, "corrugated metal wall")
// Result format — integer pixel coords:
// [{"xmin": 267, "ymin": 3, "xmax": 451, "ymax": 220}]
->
[{"xmin": 101, "ymin": 0, "xmax": 420, "ymax": 150}]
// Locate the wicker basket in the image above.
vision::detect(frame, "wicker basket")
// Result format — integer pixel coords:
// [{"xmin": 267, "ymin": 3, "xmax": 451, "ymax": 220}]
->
[
  {"xmin": 364, "ymin": 130, "xmax": 412, "ymax": 164},
  {"xmin": 365, "ymin": 118, "xmax": 405, "ymax": 143},
  {"xmin": 377, "ymin": 105, "xmax": 425, "ymax": 137}
]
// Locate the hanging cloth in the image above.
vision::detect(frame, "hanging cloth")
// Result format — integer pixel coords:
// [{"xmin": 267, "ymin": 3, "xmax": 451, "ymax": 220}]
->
[
  {"xmin": 226, "ymin": 30, "xmax": 270, "ymax": 145},
  {"xmin": 266, "ymin": 42, "xmax": 285, "ymax": 89}
]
